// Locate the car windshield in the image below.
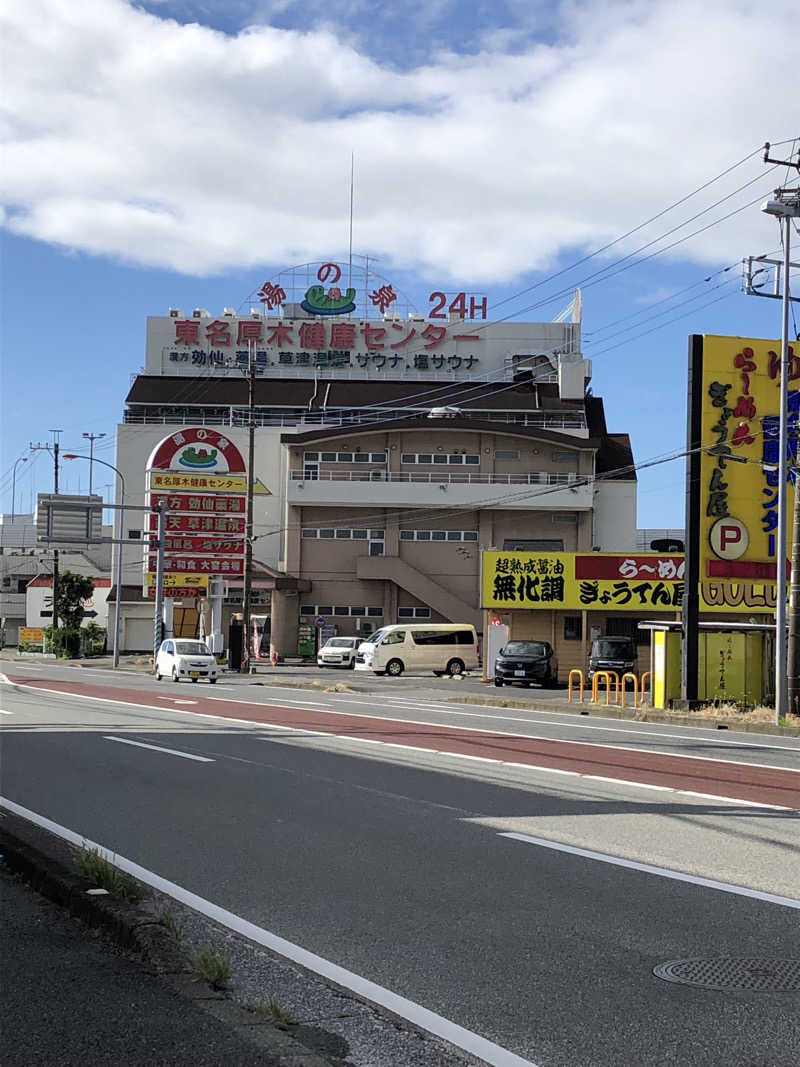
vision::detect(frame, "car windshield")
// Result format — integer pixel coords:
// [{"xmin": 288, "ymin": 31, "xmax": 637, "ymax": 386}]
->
[
  {"xmin": 326, "ymin": 638, "xmax": 356, "ymax": 648},
  {"xmin": 174, "ymin": 641, "xmax": 211, "ymax": 655},
  {"xmin": 593, "ymin": 639, "xmax": 634, "ymax": 658},
  {"xmin": 367, "ymin": 629, "xmax": 388, "ymax": 644},
  {"xmin": 501, "ymin": 641, "xmax": 549, "ymax": 657}
]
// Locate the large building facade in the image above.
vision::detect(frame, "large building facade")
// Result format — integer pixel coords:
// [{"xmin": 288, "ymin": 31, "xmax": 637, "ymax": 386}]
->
[{"xmin": 113, "ymin": 264, "xmax": 638, "ymax": 655}]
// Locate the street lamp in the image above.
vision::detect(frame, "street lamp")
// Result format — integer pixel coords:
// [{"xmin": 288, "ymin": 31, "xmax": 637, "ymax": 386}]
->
[
  {"xmin": 11, "ymin": 456, "xmax": 28, "ymax": 521},
  {"xmin": 63, "ymin": 453, "xmax": 124, "ymax": 668},
  {"xmin": 82, "ymin": 433, "xmax": 107, "ymax": 496},
  {"xmin": 761, "ymin": 187, "xmax": 800, "ymax": 721}
]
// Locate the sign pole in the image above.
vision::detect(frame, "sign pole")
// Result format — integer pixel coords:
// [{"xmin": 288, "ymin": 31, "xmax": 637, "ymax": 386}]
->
[
  {"xmin": 774, "ymin": 220, "xmax": 791, "ymax": 724},
  {"xmin": 240, "ymin": 345, "xmax": 256, "ymax": 672},
  {"xmin": 153, "ymin": 501, "xmax": 166, "ymax": 661}
]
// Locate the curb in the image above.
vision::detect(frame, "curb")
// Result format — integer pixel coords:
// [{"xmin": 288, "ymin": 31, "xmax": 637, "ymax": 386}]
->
[{"xmin": 0, "ymin": 823, "xmax": 335, "ymax": 1067}]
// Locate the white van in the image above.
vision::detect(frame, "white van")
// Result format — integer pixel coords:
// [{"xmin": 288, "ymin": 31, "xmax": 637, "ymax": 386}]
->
[{"xmin": 355, "ymin": 623, "xmax": 479, "ymax": 677}]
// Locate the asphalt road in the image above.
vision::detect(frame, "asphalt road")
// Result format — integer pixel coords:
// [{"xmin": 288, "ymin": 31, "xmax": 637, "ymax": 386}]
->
[{"xmin": 2, "ymin": 663, "xmax": 799, "ymax": 1067}]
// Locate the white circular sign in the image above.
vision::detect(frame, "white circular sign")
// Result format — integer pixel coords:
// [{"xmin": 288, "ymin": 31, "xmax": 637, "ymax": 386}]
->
[{"xmin": 709, "ymin": 516, "xmax": 749, "ymax": 560}]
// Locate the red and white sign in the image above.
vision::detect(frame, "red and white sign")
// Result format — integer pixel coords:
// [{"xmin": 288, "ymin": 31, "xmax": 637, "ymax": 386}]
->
[
  {"xmin": 574, "ymin": 554, "xmax": 685, "ymax": 581},
  {"xmin": 148, "ymin": 492, "xmax": 246, "ymax": 514},
  {"xmin": 147, "ymin": 556, "xmax": 244, "ymax": 574},
  {"xmin": 145, "ymin": 427, "xmax": 247, "ymax": 587}
]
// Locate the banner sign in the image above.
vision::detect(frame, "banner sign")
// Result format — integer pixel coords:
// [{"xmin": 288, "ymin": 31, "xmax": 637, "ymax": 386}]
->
[
  {"xmin": 481, "ymin": 552, "xmax": 684, "ymax": 611},
  {"xmin": 145, "ymin": 572, "xmax": 209, "ymax": 588},
  {"xmin": 693, "ymin": 334, "xmax": 796, "ymax": 612},
  {"xmin": 150, "ymin": 473, "xmax": 248, "ymax": 492},
  {"xmin": 19, "ymin": 627, "xmax": 44, "ymax": 644}
]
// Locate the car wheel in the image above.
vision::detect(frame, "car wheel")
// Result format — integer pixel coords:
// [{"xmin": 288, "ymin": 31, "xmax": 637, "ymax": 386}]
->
[
  {"xmin": 192, "ymin": 678, "xmax": 198, "ymax": 683},
  {"xmin": 172, "ymin": 668, "xmax": 179, "ymax": 683},
  {"xmin": 155, "ymin": 670, "xmax": 161, "ymax": 681},
  {"xmin": 446, "ymin": 658, "xmax": 465, "ymax": 677},
  {"xmin": 209, "ymin": 678, "xmax": 217, "ymax": 684},
  {"xmin": 494, "ymin": 678, "xmax": 503, "ymax": 687},
  {"xmin": 349, "ymin": 660, "xmax": 356, "ymax": 669},
  {"xmin": 386, "ymin": 658, "xmax": 404, "ymax": 677},
  {"xmin": 374, "ymin": 671, "xmax": 385, "ymax": 676}
]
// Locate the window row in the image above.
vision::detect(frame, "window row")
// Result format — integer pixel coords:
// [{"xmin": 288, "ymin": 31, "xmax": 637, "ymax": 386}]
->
[
  {"xmin": 399, "ymin": 530, "xmax": 478, "ymax": 542},
  {"xmin": 304, "ymin": 451, "xmax": 386, "ymax": 464},
  {"xmin": 301, "ymin": 528, "xmax": 385, "ymax": 540},
  {"xmin": 397, "ymin": 607, "xmax": 432, "ymax": 619},
  {"xmin": 401, "ymin": 453, "xmax": 480, "ymax": 465},
  {"xmin": 301, "ymin": 605, "xmax": 384, "ymax": 617}
]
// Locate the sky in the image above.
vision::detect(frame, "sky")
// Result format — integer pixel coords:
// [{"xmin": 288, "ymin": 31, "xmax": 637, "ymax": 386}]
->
[{"xmin": 1, "ymin": 0, "xmax": 798, "ymax": 528}]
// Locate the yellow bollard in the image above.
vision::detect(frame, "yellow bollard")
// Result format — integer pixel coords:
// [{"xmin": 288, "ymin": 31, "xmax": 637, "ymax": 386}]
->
[
  {"xmin": 620, "ymin": 672, "xmax": 638, "ymax": 708},
  {"xmin": 568, "ymin": 669, "xmax": 585, "ymax": 703},
  {"xmin": 592, "ymin": 670, "xmax": 616, "ymax": 705},
  {"xmin": 639, "ymin": 671, "xmax": 652, "ymax": 707}
]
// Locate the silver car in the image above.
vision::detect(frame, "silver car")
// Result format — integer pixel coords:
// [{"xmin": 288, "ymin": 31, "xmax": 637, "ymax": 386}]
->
[
  {"xmin": 317, "ymin": 636, "xmax": 360, "ymax": 668},
  {"xmin": 155, "ymin": 639, "xmax": 218, "ymax": 683}
]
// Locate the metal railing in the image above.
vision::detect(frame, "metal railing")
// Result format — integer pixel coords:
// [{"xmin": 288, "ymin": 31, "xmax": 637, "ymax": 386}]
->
[
  {"xmin": 289, "ymin": 469, "xmax": 585, "ymax": 487},
  {"xmin": 122, "ymin": 409, "xmax": 587, "ymax": 431}
]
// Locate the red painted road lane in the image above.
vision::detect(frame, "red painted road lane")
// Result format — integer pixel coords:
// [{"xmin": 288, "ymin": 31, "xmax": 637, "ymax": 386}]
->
[{"xmin": 8, "ymin": 675, "xmax": 800, "ymax": 809}]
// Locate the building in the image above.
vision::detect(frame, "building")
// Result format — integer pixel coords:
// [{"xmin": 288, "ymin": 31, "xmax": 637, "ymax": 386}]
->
[{"xmin": 112, "ymin": 264, "xmax": 639, "ymax": 655}]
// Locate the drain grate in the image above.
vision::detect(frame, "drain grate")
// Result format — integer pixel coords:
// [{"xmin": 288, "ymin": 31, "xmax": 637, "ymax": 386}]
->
[{"xmin": 653, "ymin": 958, "xmax": 800, "ymax": 992}]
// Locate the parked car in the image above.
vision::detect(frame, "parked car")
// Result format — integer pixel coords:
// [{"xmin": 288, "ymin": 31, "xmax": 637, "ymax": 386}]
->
[
  {"xmin": 494, "ymin": 640, "xmax": 558, "ymax": 688},
  {"xmin": 588, "ymin": 636, "xmax": 636, "ymax": 681},
  {"xmin": 355, "ymin": 624, "xmax": 479, "ymax": 677},
  {"xmin": 155, "ymin": 639, "xmax": 218, "ymax": 683},
  {"xmin": 317, "ymin": 636, "xmax": 360, "ymax": 668}
]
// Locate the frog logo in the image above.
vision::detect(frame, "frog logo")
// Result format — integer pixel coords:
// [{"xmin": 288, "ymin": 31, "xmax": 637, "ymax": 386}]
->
[
  {"xmin": 179, "ymin": 446, "xmax": 219, "ymax": 469},
  {"xmin": 301, "ymin": 262, "xmax": 356, "ymax": 316}
]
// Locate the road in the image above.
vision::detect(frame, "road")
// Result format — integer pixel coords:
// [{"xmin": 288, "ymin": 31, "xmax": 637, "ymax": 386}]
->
[{"xmin": 2, "ymin": 661, "xmax": 799, "ymax": 1067}]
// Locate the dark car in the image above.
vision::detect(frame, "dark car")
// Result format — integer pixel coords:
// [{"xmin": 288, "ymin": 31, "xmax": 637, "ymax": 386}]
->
[
  {"xmin": 494, "ymin": 640, "xmax": 558, "ymax": 688},
  {"xmin": 588, "ymin": 636, "xmax": 636, "ymax": 680}
]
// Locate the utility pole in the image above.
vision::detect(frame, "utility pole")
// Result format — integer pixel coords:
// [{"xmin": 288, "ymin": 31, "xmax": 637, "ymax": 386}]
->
[
  {"xmin": 240, "ymin": 342, "xmax": 256, "ymax": 672},
  {"xmin": 760, "ymin": 144, "xmax": 800, "ymax": 721},
  {"xmin": 82, "ymin": 432, "xmax": 106, "ymax": 496},
  {"xmin": 30, "ymin": 431, "xmax": 63, "ymax": 628}
]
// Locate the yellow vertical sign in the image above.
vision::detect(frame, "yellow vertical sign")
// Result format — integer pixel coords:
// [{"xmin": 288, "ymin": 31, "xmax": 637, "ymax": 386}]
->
[{"xmin": 699, "ymin": 335, "xmax": 797, "ymax": 612}]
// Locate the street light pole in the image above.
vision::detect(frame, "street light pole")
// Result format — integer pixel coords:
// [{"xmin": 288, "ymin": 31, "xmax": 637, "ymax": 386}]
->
[
  {"xmin": 63, "ymin": 453, "xmax": 125, "ymax": 668},
  {"xmin": 82, "ymin": 433, "xmax": 106, "ymax": 497},
  {"xmin": 240, "ymin": 343, "xmax": 256, "ymax": 672},
  {"xmin": 11, "ymin": 456, "xmax": 28, "ymax": 521},
  {"xmin": 761, "ymin": 182, "xmax": 800, "ymax": 722}
]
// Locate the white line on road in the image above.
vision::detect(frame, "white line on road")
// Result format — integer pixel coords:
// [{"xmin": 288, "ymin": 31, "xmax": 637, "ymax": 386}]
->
[
  {"xmin": 499, "ymin": 831, "xmax": 800, "ymax": 909},
  {"xmin": 0, "ymin": 797, "xmax": 539, "ymax": 1067},
  {"xmin": 103, "ymin": 736, "xmax": 214, "ymax": 762}
]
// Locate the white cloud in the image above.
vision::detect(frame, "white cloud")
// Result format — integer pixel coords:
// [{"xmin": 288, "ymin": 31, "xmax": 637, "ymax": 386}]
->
[{"xmin": 0, "ymin": 0, "xmax": 796, "ymax": 282}]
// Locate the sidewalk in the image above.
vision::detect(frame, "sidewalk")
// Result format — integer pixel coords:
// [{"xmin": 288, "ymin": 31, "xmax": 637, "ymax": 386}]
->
[{"xmin": 0, "ymin": 847, "xmax": 331, "ymax": 1067}]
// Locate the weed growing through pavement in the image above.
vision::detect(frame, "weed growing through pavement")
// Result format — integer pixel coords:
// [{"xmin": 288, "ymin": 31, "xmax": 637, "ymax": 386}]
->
[
  {"xmin": 192, "ymin": 948, "xmax": 232, "ymax": 988},
  {"xmin": 154, "ymin": 904, "xmax": 184, "ymax": 942},
  {"xmin": 247, "ymin": 998, "xmax": 296, "ymax": 1030},
  {"xmin": 74, "ymin": 846, "xmax": 142, "ymax": 904}
]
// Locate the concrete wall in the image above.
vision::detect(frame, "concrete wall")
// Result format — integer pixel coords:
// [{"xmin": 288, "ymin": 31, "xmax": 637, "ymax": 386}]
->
[{"xmin": 592, "ymin": 481, "xmax": 637, "ymax": 551}]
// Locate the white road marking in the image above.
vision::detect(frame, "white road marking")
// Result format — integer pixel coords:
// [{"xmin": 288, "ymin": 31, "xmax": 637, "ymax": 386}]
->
[
  {"xmin": 103, "ymin": 736, "xmax": 214, "ymax": 762},
  {"xmin": 205, "ymin": 695, "xmax": 332, "ymax": 709},
  {"xmin": 499, "ymin": 831, "xmax": 800, "ymax": 909},
  {"xmin": 0, "ymin": 797, "xmax": 539, "ymax": 1067},
  {"xmin": 5, "ymin": 678, "xmax": 794, "ymax": 809}
]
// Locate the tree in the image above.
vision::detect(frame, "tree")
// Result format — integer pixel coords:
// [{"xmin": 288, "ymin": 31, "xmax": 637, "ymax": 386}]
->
[{"xmin": 55, "ymin": 572, "xmax": 95, "ymax": 632}]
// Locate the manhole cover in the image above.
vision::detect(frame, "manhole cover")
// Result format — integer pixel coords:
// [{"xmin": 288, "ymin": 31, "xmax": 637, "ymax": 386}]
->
[{"xmin": 653, "ymin": 958, "xmax": 800, "ymax": 992}]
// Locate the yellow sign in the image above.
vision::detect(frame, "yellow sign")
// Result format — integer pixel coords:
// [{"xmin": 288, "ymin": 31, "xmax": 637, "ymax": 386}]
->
[
  {"xmin": 19, "ymin": 627, "xmax": 44, "ymax": 644},
  {"xmin": 145, "ymin": 572, "xmax": 209, "ymax": 588},
  {"xmin": 149, "ymin": 472, "xmax": 247, "ymax": 492},
  {"xmin": 697, "ymin": 335, "xmax": 796, "ymax": 612},
  {"xmin": 481, "ymin": 551, "xmax": 683, "ymax": 612}
]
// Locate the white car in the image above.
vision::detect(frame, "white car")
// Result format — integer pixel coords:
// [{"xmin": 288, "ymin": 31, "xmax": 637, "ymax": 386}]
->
[
  {"xmin": 155, "ymin": 639, "xmax": 218, "ymax": 683},
  {"xmin": 317, "ymin": 636, "xmax": 360, "ymax": 668}
]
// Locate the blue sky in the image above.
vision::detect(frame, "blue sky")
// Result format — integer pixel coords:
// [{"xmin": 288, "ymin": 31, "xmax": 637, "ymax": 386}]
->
[{"xmin": 1, "ymin": 0, "xmax": 797, "ymax": 527}]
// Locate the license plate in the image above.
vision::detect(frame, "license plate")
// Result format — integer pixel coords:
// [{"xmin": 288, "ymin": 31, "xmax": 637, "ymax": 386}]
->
[
  {"xmin": 189, "ymin": 670, "xmax": 200, "ymax": 677},
  {"xmin": 514, "ymin": 670, "xmax": 526, "ymax": 677}
]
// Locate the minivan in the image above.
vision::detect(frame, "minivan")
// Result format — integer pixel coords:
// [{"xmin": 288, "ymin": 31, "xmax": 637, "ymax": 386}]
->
[
  {"xmin": 588, "ymin": 636, "xmax": 636, "ymax": 680},
  {"xmin": 355, "ymin": 623, "xmax": 479, "ymax": 677}
]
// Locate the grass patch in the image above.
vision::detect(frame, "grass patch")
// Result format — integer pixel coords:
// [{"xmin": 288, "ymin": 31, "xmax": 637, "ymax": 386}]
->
[
  {"xmin": 663, "ymin": 702, "xmax": 778, "ymax": 723},
  {"xmin": 247, "ymin": 998, "xmax": 296, "ymax": 1030},
  {"xmin": 154, "ymin": 904, "xmax": 184, "ymax": 942},
  {"xmin": 192, "ymin": 948, "xmax": 232, "ymax": 988},
  {"xmin": 74, "ymin": 846, "xmax": 142, "ymax": 904}
]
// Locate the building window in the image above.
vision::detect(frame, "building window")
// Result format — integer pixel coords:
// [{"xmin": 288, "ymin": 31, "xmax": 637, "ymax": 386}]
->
[
  {"xmin": 400, "ymin": 529, "xmax": 477, "ymax": 542},
  {"xmin": 301, "ymin": 529, "xmax": 316, "ymax": 538},
  {"xmin": 553, "ymin": 451, "xmax": 575, "ymax": 463},
  {"xmin": 398, "ymin": 607, "xmax": 432, "ymax": 619},
  {"xmin": 319, "ymin": 528, "xmax": 335, "ymax": 538},
  {"xmin": 495, "ymin": 450, "xmax": 520, "ymax": 460},
  {"xmin": 552, "ymin": 514, "xmax": 578, "ymax": 525},
  {"xmin": 350, "ymin": 606, "xmax": 366, "ymax": 616},
  {"xmin": 334, "ymin": 606, "xmax": 350, "ymax": 616},
  {"xmin": 564, "ymin": 616, "xmax": 582, "ymax": 640},
  {"xmin": 369, "ymin": 541, "xmax": 384, "ymax": 556},
  {"xmin": 367, "ymin": 607, "xmax": 383, "ymax": 617},
  {"xmin": 316, "ymin": 605, "xmax": 333, "ymax": 615},
  {"xmin": 335, "ymin": 529, "xmax": 351, "ymax": 539},
  {"xmin": 303, "ymin": 452, "xmax": 319, "ymax": 461},
  {"xmin": 352, "ymin": 529, "xmax": 368, "ymax": 540},
  {"xmin": 300, "ymin": 605, "xmax": 315, "ymax": 615},
  {"xmin": 401, "ymin": 452, "xmax": 479, "ymax": 465}
]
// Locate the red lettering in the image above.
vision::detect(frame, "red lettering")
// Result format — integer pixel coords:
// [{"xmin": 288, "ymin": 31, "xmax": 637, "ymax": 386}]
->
[
  {"xmin": 448, "ymin": 292, "xmax": 467, "ymax": 318},
  {"xmin": 428, "ymin": 291, "xmax": 447, "ymax": 319},
  {"xmin": 469, "ymin": 295, "xmax": 488, "ymax": 319}
]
